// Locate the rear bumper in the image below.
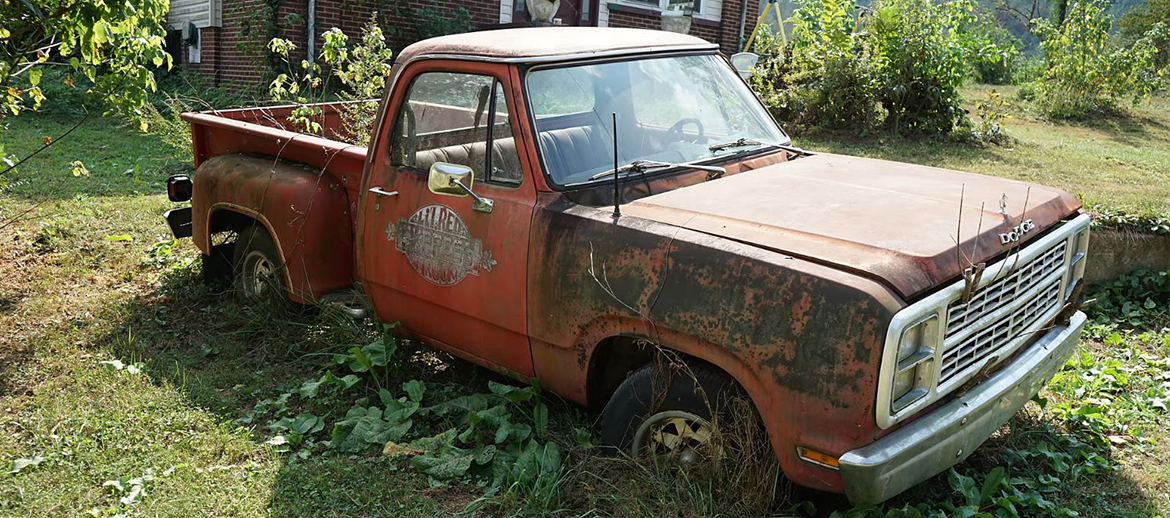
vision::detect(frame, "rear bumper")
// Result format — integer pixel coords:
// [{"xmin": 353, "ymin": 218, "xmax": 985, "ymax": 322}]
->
[
  {"xmin": 164, "ymin": 207, "xmax": 193, "ymax": 239},
  {"xmin": 839, "ymin": 311, "xmax": 1086, "ymax": 504}
]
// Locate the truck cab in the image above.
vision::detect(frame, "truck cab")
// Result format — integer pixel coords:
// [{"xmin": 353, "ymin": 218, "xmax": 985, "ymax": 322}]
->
[{"xmin": 165, "ymin": 27, "xmax": 1090, "ymax": 503}]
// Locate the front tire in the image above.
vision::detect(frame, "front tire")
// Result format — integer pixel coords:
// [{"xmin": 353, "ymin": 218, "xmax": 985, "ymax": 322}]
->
[
  {"xmin": 232, "ymin": 225, "xmax": 286, "ymax": 300},
  {"xmin": 600, "ymin": 361, "xmax": 739, "ymax": 460}
]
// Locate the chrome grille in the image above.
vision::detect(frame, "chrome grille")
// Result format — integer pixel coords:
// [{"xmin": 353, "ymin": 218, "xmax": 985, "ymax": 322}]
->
[
  {"xmin": 945, "ymin": 240, "xmax": 1066, "ymax": 339},
  {"xmin": 940, "ymin": 277, "xmax": 1062, "ymax": 383},
  {"xmin": 939, "ymin": 239, "xmax": 1068, "ymax": 383}
]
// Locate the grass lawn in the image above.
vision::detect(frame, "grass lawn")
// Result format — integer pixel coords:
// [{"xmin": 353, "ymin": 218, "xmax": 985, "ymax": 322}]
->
[
  {"xmin": 799, "ymin": 86, "xmax": 1170, "ymax": 218},
  {"xmin": 0, "ymin": 102, "xmax": 1168, "ymax": 517}
]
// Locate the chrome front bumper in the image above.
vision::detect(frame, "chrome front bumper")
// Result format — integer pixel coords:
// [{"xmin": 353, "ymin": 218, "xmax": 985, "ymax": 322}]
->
[{"xmin": 839, "ymin": 311, "xmax": 1086, "ymax": 504}]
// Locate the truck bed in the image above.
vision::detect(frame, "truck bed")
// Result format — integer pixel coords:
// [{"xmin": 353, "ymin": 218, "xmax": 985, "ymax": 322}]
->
[{"xmin": 181, "ymin": 101, "xmax": 372, "ymax": 213}]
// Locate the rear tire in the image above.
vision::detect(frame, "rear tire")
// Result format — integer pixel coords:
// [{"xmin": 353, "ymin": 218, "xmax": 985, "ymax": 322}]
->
[
  {"xmin": 232, "ymin": 225, "xmax": 286, "ymax": 300},
  {"xmin": 600, "ymin": 360, "xmax": 740, "ymax": 459}
]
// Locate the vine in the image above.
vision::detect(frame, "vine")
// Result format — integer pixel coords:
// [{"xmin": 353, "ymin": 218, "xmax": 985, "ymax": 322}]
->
[{"xmin": 235, "ymin": 0, "xmax": 286, "ymax": 78}]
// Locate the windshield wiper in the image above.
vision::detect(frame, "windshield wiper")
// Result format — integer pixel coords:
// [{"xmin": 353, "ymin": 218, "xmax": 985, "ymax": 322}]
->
[
  {"xmin": 708, "ymin": 138, "xmax": 764, "ymax": 152},
  {"xmin": 587, "ymin": 159, "xmax": 725, "ymax": 182}
]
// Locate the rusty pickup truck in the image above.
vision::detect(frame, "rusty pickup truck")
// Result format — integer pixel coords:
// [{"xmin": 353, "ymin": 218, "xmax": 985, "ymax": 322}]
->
[{"xmin": 162, "ymin": 27, "xmax": 1090, "ymax": 503}]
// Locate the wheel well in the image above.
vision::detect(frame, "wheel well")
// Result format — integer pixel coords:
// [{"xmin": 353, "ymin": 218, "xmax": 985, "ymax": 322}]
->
[
  {"xmin": 587, "ymin": 336, "xmax": 755, "ymax": 412},
  {"xmin": 209, "ymin": 209, "xmax": 257, "ymax": 237},
  {"xmin": 203, "ymin": 209, "xmax": 263, "ymax": 284},
  {"xmin": 587, "ymin": 336, "xmax": 654, "ymax": 410}
]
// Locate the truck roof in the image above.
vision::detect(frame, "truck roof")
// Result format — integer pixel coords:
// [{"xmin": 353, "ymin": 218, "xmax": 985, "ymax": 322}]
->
[{"xmin": 396, "ymin": 27, "xmax": 718, "ymax": 64}]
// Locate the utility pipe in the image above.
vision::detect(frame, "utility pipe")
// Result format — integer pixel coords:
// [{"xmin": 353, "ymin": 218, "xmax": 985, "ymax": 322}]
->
[{"xmin": 307, "ymin": 0, "xmax": 316, "ymax": 64}]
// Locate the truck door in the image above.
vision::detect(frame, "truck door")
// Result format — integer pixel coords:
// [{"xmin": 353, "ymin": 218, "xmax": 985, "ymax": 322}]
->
[{"xmin": 357, "ymin": 63, "xmax": 536, "ymax": 377}]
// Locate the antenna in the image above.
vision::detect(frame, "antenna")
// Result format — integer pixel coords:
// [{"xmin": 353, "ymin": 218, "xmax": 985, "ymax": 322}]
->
[{"xmin": 612, "ymin": 112, "xmax": 620, "ymax": 219}]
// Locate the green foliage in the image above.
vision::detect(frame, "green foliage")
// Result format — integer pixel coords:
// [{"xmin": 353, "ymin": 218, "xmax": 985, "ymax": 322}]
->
[
  {"xmin": 1032, "ymin": 0, "xmax": 1169, "ymax": 118},
  {"xmin": 751, "ymin": 0, "xmax": 883, "ymax": 134},
  {"xmin": 0, "ymin": 0, "xmax": 171, "ymax": 170},
  {"xmin": 954, "ymin": 89, "xmax": 1013, "ymax": 146},
  {"xmin": 0, "ymin": 0, "xmax": 170, "ymax": 123},
  {"xmin": 1118, "ymin": 0, "xmax": 1170, "ymax": 69},
  {"xmin": 231, "ymin": 319, "xmax": 568, "ymax": 510},
  {"xmin": 1087, "ymin": 204, "xmax": 1170, "ymax": 235},
  {"xmin": 751, "ymin": 0, "xmax": 1011, "ymax": 136},
  {"xmin": 414, "ymin": 6, "xmax": 477, "ymax": 40},
  {"xmin": 1086, "ymin": 268, "xmax": 1170, "ymax": 327},
  {"xmin": 268, "ymin": 15, "xmax": 394, "ymax": 144},
  {"xmin": 968, "ymin": 13, "xmax": 1024, "ymax": 84},
  {"xmin": 867, "ymin": 0, "xmax": 982, "ymax": 134}
]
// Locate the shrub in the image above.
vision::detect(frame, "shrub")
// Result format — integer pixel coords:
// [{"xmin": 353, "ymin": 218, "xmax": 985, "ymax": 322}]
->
[
  {"xmin": 1119, "ymin": 0, "xmax": 1170, "ymax": 70},
  {"xmin": 415, "ymin": 6, "xmax": 476, "ymax": 40},
  {"xmin": 751, "ymin": 0, "xmax": 1007, "ymax": 136},
  {"xmin": 867, "ymin": 0, "xmax": 983, "ymax": 134},
  {"xmin": 968, "ymin": 13, "xmax": 1024, "ymax": 84},
  {"xmin": 954, "ymin": 89, "xmax": 1013, "ymax": 146},
  {"xmin": 1032, "ymin": 0, "xmax": 1169, "ymax": 119},
  {"xmin": 268, "ymin": 15, "xmax": 394, "ymax": 145},
  {"xmin": 751, "ymin": 1, "xmax": 884, "ymax": 134}
]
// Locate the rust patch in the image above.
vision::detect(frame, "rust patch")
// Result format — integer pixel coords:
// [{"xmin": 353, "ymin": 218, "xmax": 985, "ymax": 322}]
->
[{"xmin": 791, "ymin": 291, "xmax": 812, "ymax": 336}]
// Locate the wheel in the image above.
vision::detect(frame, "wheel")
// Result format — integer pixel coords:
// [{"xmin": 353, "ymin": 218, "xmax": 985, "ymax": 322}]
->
[
  {"xmin": 232, "ymin": 224, "xmax": 286, "ymax": 300},
  {"xmin": 600, "ymin": 361, "xmax": 740, "ymax": 461}
]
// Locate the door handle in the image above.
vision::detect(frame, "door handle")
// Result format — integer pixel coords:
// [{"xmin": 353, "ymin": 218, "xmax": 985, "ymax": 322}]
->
[{"xmin": 369, "ymin": 187, "xmax": 398, "ymax": 197}]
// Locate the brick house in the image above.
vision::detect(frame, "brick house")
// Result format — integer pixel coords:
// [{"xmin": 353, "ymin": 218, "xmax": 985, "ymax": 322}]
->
[{"xmin": 165, "ymin": 0, "xmax": 759, "ymax": 86}]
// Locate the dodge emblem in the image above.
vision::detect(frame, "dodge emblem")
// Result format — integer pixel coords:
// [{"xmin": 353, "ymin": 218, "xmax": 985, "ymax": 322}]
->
[{"xmin": 999, "ymin": 219, "xmax": 1035, "ymax": 245}]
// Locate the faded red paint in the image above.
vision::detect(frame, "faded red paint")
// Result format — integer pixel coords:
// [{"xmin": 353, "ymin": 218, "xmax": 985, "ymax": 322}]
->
[{"xmin": 176, "ymin": 28, "xmax": 1084, "ymax": 497}]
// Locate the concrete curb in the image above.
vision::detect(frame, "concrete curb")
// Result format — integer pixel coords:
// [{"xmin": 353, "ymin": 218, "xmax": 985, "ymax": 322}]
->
[{"xmin": 1085, "ymin": 228, "xmax": 1170, "ymax": 284}]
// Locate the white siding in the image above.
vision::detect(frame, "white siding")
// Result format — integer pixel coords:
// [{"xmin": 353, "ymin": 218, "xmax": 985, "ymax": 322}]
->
[
  {"xmin": 605, "ymin": 0, "xmax": 723, "ymax": 22},
  {"xmin": 168, "ymin": 0, "xmax": 221, "ymax": 29},
  {"xmin": 598, "ymin": 1, "xmax": 609, "ymax": 26},
  {"xmin": 500, "ymin": 0, "xmax": 514, "ymax": 23},
  {"xmin": 699, "ymin": 0, "xmax": 721, "ymax": 22}
]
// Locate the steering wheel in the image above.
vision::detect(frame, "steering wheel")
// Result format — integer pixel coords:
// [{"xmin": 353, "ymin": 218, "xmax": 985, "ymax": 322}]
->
[{"xmin": 665, "ymin": 118, "xmax": 706, "ymax": 144}]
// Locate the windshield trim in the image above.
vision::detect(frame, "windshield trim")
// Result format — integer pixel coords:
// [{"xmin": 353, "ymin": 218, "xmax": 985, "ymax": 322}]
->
[{"xmin": 519, "ymin": 51, "xmax": 791, "ymax": 192}]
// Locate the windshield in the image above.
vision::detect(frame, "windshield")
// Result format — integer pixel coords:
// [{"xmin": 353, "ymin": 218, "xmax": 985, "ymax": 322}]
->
[{"xmin": 526, "ymin": 54, "xmax": 787, "ymax": 186}]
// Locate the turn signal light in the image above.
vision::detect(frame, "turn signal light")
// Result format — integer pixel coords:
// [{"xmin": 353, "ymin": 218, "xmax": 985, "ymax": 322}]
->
[{"xmin": 796, "ymin": 446, "xmax": 840, "ymax": 470}]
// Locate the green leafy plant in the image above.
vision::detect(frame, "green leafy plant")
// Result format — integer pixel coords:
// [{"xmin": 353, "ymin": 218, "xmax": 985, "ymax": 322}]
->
[
  {"xmin": 1086, "ymin": 204, "xmax": 1170, "ymax": 235},
  {"xmin": 968, "ymin": 13, "xmax": 1024, "ymax": 85},
  {"xmin": 961, "ymin": 89, "xmax": 1013, "ymax": 146},
  {"xmin": 267, "ymin": 15, "xmax": 395, "ymax": 144},
  {"xmin": 1086, "ymin": 268, "xmax": 1170, "ymax": 327},
  {"xmin": 414, "ymin": 6, "xmax": 476, "ymax": 40},
  {"xmin": 1118, "ymin": 0, "xmax": 1170, "ymax": 70},
  {"xmin": 751, "ymin": 0, "xmax": 1010, "ymax": 137},
  {"xmin": 1031, "ymin": 0, "xmax": 1170, "ymax": 119},
  {"xmin": 0, "ymin": 0, "xmax": 172, "ymax": 171}
]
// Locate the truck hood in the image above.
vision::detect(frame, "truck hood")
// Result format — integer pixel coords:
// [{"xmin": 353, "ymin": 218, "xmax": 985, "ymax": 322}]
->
[{"xmin": 622, "ymin": 153, "xmax": 1081, "ymax": 299}]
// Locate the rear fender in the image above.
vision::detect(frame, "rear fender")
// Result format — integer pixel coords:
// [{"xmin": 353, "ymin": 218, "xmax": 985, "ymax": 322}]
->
[{"xmin": 192, "ymin": 154, "xmax": 354, "ymax": 302}]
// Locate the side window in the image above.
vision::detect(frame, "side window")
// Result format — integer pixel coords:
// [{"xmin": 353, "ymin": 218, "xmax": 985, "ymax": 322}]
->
[
  {"xmin": 487, "ymin": 81, "xmax": 523, "ymax": 185},
  {"xmin": 390, "ymin": 73, "xmax": 524, "ymax": 186},
  {"xmin": 390, "ymin": 72, "xmax": 493, "ymax": 180}
]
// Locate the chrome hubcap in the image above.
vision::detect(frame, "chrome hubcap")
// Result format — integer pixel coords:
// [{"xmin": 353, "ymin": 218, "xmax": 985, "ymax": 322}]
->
[
  {"xmin": 633, "ymin": 410, "xmax": 712, "ymax": 461},
  {"xmin": 245, "ymin": 251, "xmax": 274, "ymax": 297}
]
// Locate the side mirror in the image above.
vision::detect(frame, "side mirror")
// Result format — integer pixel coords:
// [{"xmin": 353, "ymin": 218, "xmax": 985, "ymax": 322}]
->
[
  {"xmin": 428, "ymin": 162, "xmax": 473, "ymax": 196},
  {"xmin": 427, "ymin": 162, "xmax": 494, "ymax": 213},
  {"xmin": 730, "ymin": 52, "xmax": 759, "ymax": 80}
]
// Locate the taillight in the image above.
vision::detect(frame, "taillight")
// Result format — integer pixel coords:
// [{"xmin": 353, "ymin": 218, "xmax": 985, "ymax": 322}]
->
[{"xmin": 167, "ymin": 175, "xmax": 192, "ymax": 202}]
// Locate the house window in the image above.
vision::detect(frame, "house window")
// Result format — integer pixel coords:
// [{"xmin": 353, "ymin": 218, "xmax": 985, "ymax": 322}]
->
[{"xmin": 623, "ymin": 0, "xmax": 701, "ymax": 14}]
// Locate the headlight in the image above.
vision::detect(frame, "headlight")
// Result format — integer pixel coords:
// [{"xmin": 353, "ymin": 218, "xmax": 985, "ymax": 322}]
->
[{"xmin": 890, "ymin": 314, "xmax": 939, "ymax": 412}]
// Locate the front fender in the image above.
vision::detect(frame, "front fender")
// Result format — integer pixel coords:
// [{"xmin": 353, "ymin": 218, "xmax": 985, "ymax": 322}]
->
[
  {"xmin": 192, "ymin": 154, "xmax": 354, "ymax": 302},
  {"xmin": 527, "ymin": 192, "xmax": 904, "ymax": 494}
]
